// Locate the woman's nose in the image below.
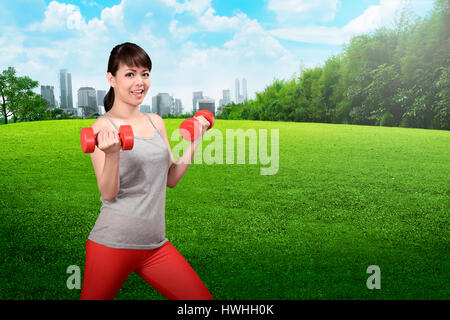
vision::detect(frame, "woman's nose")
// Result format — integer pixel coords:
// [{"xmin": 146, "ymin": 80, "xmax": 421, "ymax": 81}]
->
[{"xmin": 136, "ymin": 75, "xmax": 144, "ymax": 84}]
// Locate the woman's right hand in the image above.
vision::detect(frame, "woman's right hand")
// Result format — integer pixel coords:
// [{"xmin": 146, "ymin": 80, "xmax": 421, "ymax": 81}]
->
[{"xmin": 96, "ymin": 128, "xmax": 122, "ymax": 154}]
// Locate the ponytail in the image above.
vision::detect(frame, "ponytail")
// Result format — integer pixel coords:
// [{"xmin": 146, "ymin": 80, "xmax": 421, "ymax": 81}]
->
[{"xmin": 104, "ymin": 87, "xmax": 115, "ymax": 112}]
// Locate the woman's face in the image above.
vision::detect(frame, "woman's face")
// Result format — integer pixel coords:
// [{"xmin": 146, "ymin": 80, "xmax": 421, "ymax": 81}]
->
[{"xmin": 107, "ymin": 63, "xmax": 151, "ymax": 107}]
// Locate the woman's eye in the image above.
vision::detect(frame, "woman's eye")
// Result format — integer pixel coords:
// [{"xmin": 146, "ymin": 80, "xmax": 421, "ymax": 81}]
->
[
  {"xmin": 126, "ymin": 73, "xmax": 134, "ymax": 77},
  {"xmin": 143, "ymin": 73, "xmax": 150, "ymax": 77}
]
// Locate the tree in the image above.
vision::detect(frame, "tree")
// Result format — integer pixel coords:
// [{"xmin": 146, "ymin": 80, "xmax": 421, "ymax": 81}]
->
[
  {"xmin": 200, "ymin": 0, "xmax": 449, "ymax": 130},
  {"xmin": 434, "ymin": 66, "xmax": 450, "ymax": 130},
  {"xmin": 17, "ymin": 94, "xmax": 51, "ymax": 122},
  {"xmin": 49, "ymin": 108, "xmax": 73, "ymax": 120},
  {"xmin": 317, "ymin": 55, "xmax": 343, "ymax": 123},
  {"xmin": 363, "ymin": 63, "xmax": 402, "ymax": 126},
  {"xmin": 0, "ymin": 67, "xmax": 39, "ymax": 124}
]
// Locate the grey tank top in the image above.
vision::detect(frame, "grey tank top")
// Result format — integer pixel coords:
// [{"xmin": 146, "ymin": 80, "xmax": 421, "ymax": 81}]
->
[{"xmin": 88, "ymin": 113, "xmax": 170, "ymax": 249}]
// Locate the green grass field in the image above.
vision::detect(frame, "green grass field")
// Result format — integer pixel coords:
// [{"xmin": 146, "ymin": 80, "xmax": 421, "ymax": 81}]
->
[{"xmin": 0, "ymin": 118, "xmax": 449, "ymax": 300}]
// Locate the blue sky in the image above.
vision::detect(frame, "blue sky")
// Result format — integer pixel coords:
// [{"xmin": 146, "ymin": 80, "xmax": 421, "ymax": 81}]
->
[{"xmin": 0, "ymin": 0, "xmax": 435, "ymax": 112}]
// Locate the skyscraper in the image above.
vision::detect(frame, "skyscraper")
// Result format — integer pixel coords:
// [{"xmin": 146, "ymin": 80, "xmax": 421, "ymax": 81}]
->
[
  {"xmin": 59, "ymin": 69, "xmax": 73, "ymax": 110},
  {"xmin": 219, "ymin": 89, "xmax": 231, "ymax": 113},
  {"xmin": 223, "ymin": 89, "xmax": 231, "ymax": 105},
  {"xmin": 152, "ymin": 96, "xmax": 158, "ymax": 114},
  {"xmin": 67, "ymin": 72, "xmax": 73, "ymax": 109},
  {"xmin": 198, "ymin": 97, "xmax": 215, "ymax": 115},
  {"xmin": 235, "ymin": 78, "xmax": 240, "ymax": 103},
  {"xmin": 174, "ymin": 99, "xmax": 183, "ymax": 115},
  {"xmin": 78, "ymin": 87, "xmax": 98, "ymax": 118},
  {"xmin": 193, "ymin": 91, "xmax": 203, "ymax": 113},
  {"xmin": 140, "ymin": 104, "xmax": 151, "ymax": 113},
  {"xmin": 59, "ymin": 70, "xmax": 67, "ymax": 109},
  {"xmin": 40, "ymin": 85, "xmax": 56, "ymax": 109},
  {"xmin": 153, "ymin": 93, "xmax": 172, "ymax": 116},
  {"xmin": 235, "ymin": 78, "xmax": 248, "ymax": 103},
  {"xmin": 97, "ymin": 90, "xmax": 106, "ymax": 107}
]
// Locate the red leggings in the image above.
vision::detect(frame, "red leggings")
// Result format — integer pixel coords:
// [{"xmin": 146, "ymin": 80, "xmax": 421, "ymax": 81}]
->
[{"xmin": 80, "ymin": 239, "xmax": 213, "ymax": 300}]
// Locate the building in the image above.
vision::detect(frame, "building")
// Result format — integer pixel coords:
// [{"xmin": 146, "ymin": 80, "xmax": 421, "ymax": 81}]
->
[
  {"xmin": 140, "ymin": 104, "xmax": 151, "ymax": 113},
  {"xmin": 152, "ymin": 96, "xmax": 157, "ymax": 114},
  {"xmin": 96, "ymin": 90, "xmax": 107, "ymax": 115},
  {"xmin": 59, "ymin": 70, "xmax": 67, "ymax": 109},
  {"xmin": 78, "ymin": 87, "xmax": 98, "ymax": 118},
  {"xmin": 242, "ymin": 78, "xmax": 248, "ymax": 102},
  {"xmin": 152, "ymin": 93, "xmax": 172, "ymax": 117},
  {"xmin": 59, "ymin": 69, "xmax": 74, "ymax": 110},
  {"xmin": 219, "ymin": 89, "xmax": 231, "ymax": 107},
  {"xmin": 218, "ymin": 89, "xmax": 231, "ymax": 115},
  {"xmin": 235, "ymin": 79, "xmax": 240, "ymax": 104},
  {"xmin": 174, "ymin": 99, "xmax": 183, "ymax": 115},
  {"xmin": 40, "ymin": 85, "xmax": 56, "ymax": 109},
  {"xmin": 67, "ymin": 72, "xmax": 73, "ymax": 109},
  {"xmin": 197, "ymin": 97, "xmax": 215, "ymax": 115},
  {"xmin": 223, "ymin": 89, "xmax": 231, "ymax": 105},
  {"xmin": 192, "ymin": 91, "xmax": 203, "ymax": 113},
  {"xmin": 97, "ymin": 90, "xmax": 106, "ymax": 107},
  {"xmin": 235, "ymin": 78, "xmax": 248, "ymax": 103}
]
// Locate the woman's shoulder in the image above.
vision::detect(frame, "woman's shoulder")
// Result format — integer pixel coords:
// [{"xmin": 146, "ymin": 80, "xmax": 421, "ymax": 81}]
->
[
  {"xmin": 146, "ymin": 112, "xmax": 162, "ymax": 121},
  {"xmin": 146, "ymin": 112, "xmax": 165, "ymax": 129},
  {"xmin": 90, "ymin": 115, "xmax": 113, "ymax": 132}
]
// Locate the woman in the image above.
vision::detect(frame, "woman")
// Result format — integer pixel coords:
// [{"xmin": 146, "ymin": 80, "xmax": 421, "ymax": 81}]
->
[{"xmin": 80, "ymin": 42, "xmax": 213, "ymax": 300}]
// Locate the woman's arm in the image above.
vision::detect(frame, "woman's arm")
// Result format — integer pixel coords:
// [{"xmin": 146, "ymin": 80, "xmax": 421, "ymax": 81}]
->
[
  {"xmin": 166, "ymin": 137, "xmax": 202, "ymax": 188},
  {"xmin": 89, "ymin": 117, "xmax": 122, "ymax": 201},
  {"xmin": 151, "ymin": 113, "xmax": 209, "ymax": 188}
]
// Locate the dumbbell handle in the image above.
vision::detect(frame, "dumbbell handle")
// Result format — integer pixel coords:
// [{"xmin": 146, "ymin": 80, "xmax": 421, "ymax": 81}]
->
[{"xmin": 80, "ymin": 125, "xmax": 134, "ymax": 153}]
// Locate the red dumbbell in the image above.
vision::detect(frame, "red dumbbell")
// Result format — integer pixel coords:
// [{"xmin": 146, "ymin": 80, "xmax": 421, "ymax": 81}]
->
[
  {"xmin": 80, "ymin": 125, "xmax": 134, "ymax": 153},
  {"xmin": 179, "ymin": 109, "xmax": 215, "ymax": 142}
]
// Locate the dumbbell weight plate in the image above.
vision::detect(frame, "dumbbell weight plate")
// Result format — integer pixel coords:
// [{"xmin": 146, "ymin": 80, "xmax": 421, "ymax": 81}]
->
[
  {"xmin": 80, "ymin": 127, "xmax": 96, "ymax": 153},
  {"xmin": 179, "ymin": 117, "xmax": 203, "ymax": 142},
  {"xmin": 119, "ymin": 125, "xmax": 134, "ymax": 151}
]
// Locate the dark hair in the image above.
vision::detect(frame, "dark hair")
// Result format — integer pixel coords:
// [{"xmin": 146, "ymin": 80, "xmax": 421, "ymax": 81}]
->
[{"xmin": 104, "ymin": 42, "xmax": 152, "ymax": 112}]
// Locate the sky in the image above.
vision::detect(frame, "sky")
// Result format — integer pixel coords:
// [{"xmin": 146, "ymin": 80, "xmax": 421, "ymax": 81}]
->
[{"xmin": 0, "ymin": 0, "xmax": 436, "ymax": 113}]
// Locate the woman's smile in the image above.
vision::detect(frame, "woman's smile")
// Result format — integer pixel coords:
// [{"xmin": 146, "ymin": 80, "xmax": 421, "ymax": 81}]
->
[{"xmin": 131, "ymin": 89, "xmax": 144, "ymax": 98}]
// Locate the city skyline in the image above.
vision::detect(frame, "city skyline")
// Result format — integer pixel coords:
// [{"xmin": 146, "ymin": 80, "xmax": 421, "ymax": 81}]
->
[
  {"xmin": 0, "ymin": 1, "xmax": 435, "ymax": 112},
  {"xmin": 42, "ymin": 68, "xmax": 243, "ymax": 116},
  {"xmin": 41, "ymin": 68, "xmax": 243, "ymax": 116}
]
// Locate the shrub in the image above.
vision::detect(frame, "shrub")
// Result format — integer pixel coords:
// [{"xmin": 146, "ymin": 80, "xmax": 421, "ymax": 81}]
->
[{"xmin": 380, "ymin": 111, "xmax": 395, "ymax": 127}]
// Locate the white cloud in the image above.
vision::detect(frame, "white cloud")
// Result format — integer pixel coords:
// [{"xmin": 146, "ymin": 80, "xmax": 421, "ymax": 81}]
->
[
  {"xmin": 223, "ymin": 20, "xmax": 288, "ymax": 58},
  {"xmin": 0, "ymin": 27, "xmax": 26, "ymax": 66},
  {"xmin": 157, "ymin": 0, "xmax": 299, "ymax": 105},
  {"xmin": 4, "ymin": 1, "xmax": 127, "ymax": 107},
  {"xmin": 166, "ymin": 2, "xmax": 250, "ymax": 38},
  {"xmin": 270, "ymin": 26, "xmax": 345, "ymax": 45},
  {"xmin": 25, "ymin": 0, "xmax": 111, "ymax": 34},
  {"xmin": 198, "ymin": 8, "xmax": 249, "ymax": 32},
  {"xmin": 100, "ymin": 1, "xmax": 125, "ymax": 29},
  {"xmin": 342, "ymin": 0, "xmax": 406, "ymax": 34},
  {"xmin": 169, "ymin": 19, "xmax": 197, "ymax": 40},
  {"xmin": 269, "ymin": 0, "xmax": 412, "ymax": 45},
  {"xmin": 160, "ymin": 0, "xmax": 211, "ymax": 15},
  {"xmin": 27, "ymin": 1, "xmax": 86, "ymax": 31},
  {"xmin": 1, "ymin": 0, "xmax": 304, "ymax": 112},
  {"xmin": 268, "ymin": 0, "xmax": 341, "ymax": 22},
  {"xmin": 168, "ymin": 19, "xmax": 299, "ymax": 107}
]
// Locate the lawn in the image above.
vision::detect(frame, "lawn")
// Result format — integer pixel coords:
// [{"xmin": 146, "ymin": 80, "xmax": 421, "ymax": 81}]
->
[{"xmin": 0, "ymin": 118, "xmax": 448, "ymax": 300}]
